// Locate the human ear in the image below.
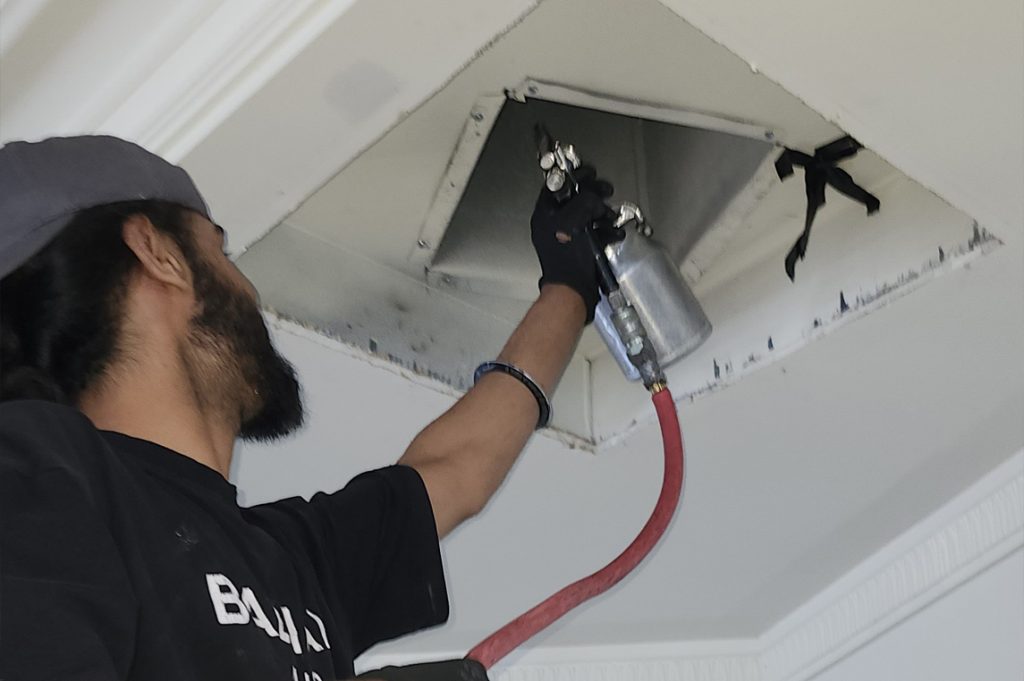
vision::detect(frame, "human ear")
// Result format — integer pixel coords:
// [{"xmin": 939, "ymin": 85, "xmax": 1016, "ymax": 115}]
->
[{"xmin": 121, "ymin": 214, "xmax": 190, "ymax": 291}]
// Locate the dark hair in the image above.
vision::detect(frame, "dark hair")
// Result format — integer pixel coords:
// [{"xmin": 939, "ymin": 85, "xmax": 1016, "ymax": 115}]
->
[{"xmin": 1, "ymin": 201, "xmax": 199, "ymax": 404}]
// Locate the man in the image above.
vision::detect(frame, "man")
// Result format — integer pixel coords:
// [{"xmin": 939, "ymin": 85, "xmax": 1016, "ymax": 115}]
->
[{"xmin": 0, "ymin": 136, "xmax": 614, "ymax": 680}]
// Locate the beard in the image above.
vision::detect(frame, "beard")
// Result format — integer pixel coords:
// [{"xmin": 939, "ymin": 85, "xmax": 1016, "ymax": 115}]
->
[{"xmin": 182, "ymin": 260, "xmax": 304, "ymax": 443}]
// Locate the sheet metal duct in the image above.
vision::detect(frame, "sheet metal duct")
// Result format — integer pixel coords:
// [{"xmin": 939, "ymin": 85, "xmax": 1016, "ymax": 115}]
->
[{"xmin": 425, "ymin": 92, "xmax": 775, "ymax": 299}]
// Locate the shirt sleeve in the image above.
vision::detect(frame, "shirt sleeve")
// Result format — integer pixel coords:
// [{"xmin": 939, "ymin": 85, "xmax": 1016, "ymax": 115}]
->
[
  {"xmin": 0, "ymin": 400, "xmax": 139, "ymax": 681},
  {"xmin": 243, "ymin": 465, "xmax": 449, "ymax": 656}
]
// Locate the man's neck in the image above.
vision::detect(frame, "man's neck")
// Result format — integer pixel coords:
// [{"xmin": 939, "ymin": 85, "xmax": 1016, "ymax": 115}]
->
[{"xmin": 78, "ymin": 356, "xmax": 237, "ymax": 479}]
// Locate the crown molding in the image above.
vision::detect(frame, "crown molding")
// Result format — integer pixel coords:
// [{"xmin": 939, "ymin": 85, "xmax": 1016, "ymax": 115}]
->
[
  {"xmin": 758, "ymin": 449, "xmax": 1023, "ymax": 681},
  {"xmin": 0, "ymin": 0, "xmax": 350, "ymax": 155},
  {"xmin": 99, "ymin": 0, "xmax": 355, "ymax": 162},
  {"xmin": 356, "ymin": 641, "xmax": 761, "ymax": 681},
  {"xmin": 495, "ymin": 653, "xmax": 761, "ymax": 681}
]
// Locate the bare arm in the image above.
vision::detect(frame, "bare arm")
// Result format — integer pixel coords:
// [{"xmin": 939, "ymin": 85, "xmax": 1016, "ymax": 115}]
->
[{"xmin": 398, "ymin": 284, "xmax": 586, "ymax": 537}]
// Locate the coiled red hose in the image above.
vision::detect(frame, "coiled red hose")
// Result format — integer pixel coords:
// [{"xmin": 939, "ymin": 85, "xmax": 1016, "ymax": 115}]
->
[{"xmin": 466, "ymin": 387, "xmax": 684, "ymax": 669}]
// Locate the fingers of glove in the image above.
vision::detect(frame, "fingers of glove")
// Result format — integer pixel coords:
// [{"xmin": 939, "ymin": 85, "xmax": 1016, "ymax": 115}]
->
[
  {"xmin": 570, "ymin": 165, "xmax": 613, "ymax": 197},
  {"xmin": 531, "ymin": 166, "xmax": 615, "ymax": 249},
  {"xmin": 592, "ymin": 178, "xmax": 614, "ymax": 199},
  {"xmin": 552, "ymin": 201, "xmax": 602, "ymax": 242},
  {"xmin": 533, "ymin": 191, "xmax": 594, "ymax": 239},
  {"xmin": 534, "ymin": 164, "xmax": 588, "ymax": 209},
  {"xmin": 591, "ymin": 220, "xmax": 625, "ymax": 248},
  {"xmin": 534, "ymin": 165, "xmax": 613, "ymax": 211},
  {"xmin": 567, "ymin": 191, "xmax": 618, "ymax": 236},
  {"xmin": 572, "ymin": 164, "xmax": 597, "ymax": 183}
]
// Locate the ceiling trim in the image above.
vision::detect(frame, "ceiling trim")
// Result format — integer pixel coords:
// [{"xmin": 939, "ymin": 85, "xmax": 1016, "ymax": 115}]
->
[
  {"xmin": 760, "ymin": 448, "xmax": 1023, "ymax": 681},
  {"xmin": 348, "ymin": 445, "xmax": 1022, "ymax": 679},
  {"xmin": 498, "ymin": 652, "xmax": 762, "ymax": 681},
  {"xmin": 357, "ymin": 641, "xmax": 762, "ymax": 681},
  {"xmin": 99, "ymin": 0, "xmax": 357, "ymax": 162}
]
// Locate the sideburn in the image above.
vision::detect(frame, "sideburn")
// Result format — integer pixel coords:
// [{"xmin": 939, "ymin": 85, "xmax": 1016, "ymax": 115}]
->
[{"xmin": 183, "ymin": 251, "xmax": 304, "ymax": 442}]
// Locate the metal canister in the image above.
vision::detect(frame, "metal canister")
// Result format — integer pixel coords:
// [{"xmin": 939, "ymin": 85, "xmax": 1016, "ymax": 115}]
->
[{"xmin": 594, "ymin": 229, "xmax": 712, "ymax": 381}]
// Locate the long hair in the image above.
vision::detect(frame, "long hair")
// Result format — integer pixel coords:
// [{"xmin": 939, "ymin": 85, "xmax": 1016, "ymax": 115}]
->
[{"xmin": 0, "ymin": 201, "xmax": 199, "ymax": 404}]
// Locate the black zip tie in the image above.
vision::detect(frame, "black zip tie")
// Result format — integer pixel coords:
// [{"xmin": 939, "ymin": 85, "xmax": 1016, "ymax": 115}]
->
[{"xmin": 776, "ymin": 135, "xmax": 881, "ymax": 281}]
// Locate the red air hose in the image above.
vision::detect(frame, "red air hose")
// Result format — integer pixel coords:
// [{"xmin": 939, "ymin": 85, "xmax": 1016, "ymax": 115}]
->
[{"xmin": 466, "ymin": 387, "xmax": 684, "ymax": 669}]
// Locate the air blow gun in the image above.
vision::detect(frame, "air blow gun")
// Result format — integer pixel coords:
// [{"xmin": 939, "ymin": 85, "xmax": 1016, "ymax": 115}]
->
[{"xmin": 464, "ymin": 131, "xmax": 712, "ymax": 669}]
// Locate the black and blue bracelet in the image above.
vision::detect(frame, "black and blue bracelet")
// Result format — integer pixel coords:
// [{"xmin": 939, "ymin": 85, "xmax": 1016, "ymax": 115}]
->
[{"xmin": 473, "ymin": 361, "xmax": 552, "ymax": 430}]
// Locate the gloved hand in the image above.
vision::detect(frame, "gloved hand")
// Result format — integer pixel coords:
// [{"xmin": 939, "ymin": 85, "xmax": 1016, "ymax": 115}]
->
[
  {"xmin": 356, "ymin": 658, "xmax": 489, "ymax": 681},
  {"xmin": 530, "ymin": 165, "xmax": 619, "ymax": 324}
]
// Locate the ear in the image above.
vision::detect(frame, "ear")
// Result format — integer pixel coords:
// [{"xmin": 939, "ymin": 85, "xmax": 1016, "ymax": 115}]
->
[{"xmin": 121, "ymin": 214, "xmax": 191, "ymax": 291}]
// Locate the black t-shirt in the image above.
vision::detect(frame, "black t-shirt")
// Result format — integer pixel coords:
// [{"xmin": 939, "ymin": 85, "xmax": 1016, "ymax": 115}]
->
[{"xmin": 0, "ymin": 400, "xmax": 449, "ymax": 680}]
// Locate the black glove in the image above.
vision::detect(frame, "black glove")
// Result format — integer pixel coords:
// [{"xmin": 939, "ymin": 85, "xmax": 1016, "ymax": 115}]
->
[
  {"xmin": 356, "ymin": 659, "xmax": 489, "ymax": 681},
  {"xmin": 530, "ymin": 165, "xmax": 618, "ymax": 324}
]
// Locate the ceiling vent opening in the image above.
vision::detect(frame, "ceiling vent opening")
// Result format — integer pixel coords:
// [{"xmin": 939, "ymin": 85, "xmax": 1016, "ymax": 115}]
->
[
  {"xmin": 418, "ymin": 81, "xmax": 777, "ymax": 302},
  {"xmin": 237, "ymin": 0, "xmax": 999, "ymax": 450}
]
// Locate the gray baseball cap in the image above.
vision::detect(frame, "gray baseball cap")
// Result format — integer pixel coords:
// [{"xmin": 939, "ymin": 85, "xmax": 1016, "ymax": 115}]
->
[{"xmin": 0, "ymin": 135, "xmax": 210, "ymax": 278}]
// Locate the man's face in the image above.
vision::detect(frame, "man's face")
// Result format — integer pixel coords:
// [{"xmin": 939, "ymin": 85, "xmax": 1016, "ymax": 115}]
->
[{"xmin": 183, "ymin": 213, "xmax": 304, "ymax": 442}]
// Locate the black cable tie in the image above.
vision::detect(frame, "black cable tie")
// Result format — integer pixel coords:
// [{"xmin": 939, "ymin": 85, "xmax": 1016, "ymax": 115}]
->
[{"xmin": 775, "ymin": 135, "xmax": 881, "ymax": 281}]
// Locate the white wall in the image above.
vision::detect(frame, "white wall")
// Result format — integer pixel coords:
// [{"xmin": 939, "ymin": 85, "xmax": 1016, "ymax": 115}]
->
[
  {"xmin": 235, "ymin": 279, "xmax": 1024, "ymax": 658},
  {"xmin": 811, "ymin": 549, "xmax": 1024, "ymax": 681}
]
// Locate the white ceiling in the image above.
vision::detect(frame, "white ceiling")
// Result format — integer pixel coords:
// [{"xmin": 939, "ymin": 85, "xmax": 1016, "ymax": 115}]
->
[
  {"xmin": 661, "ymin": 0, "xmax": 1024, "ymax": 239},
  {"xmin": 2, "ymin": 0, "xmax": 1021, "ymax": 661}
]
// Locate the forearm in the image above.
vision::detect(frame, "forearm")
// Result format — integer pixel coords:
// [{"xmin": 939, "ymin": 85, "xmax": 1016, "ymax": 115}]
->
[{"xmin": 399, "ymin": 284, "xmax": 585, "ymax": 536}]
